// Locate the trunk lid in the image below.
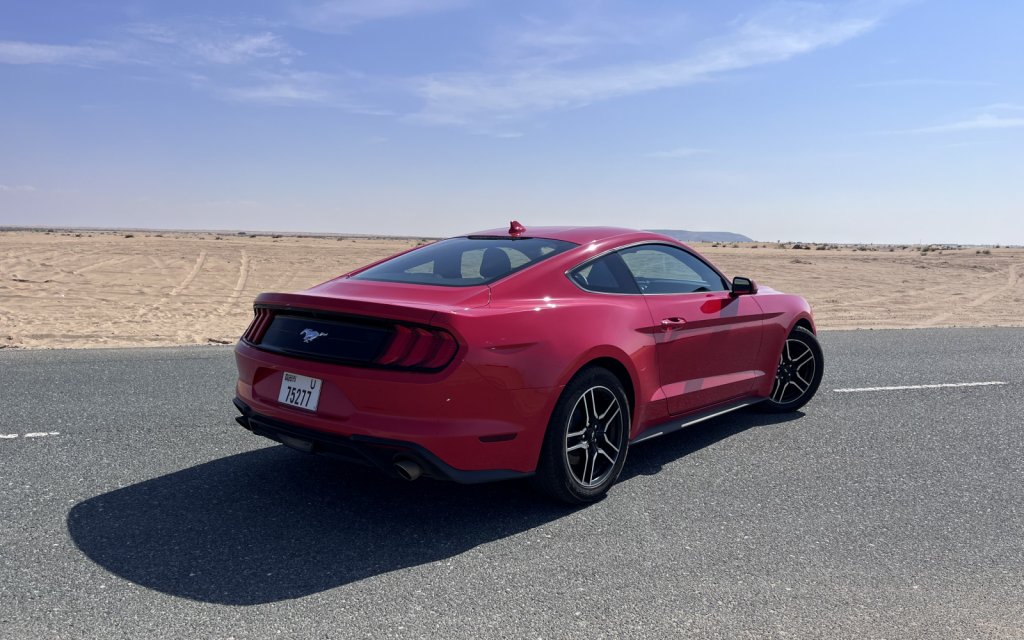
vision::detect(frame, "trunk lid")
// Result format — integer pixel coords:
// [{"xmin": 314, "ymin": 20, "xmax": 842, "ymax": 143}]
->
[{"xmin": 255, "ymin": 278, "xmax": 491, "ymax": 325}]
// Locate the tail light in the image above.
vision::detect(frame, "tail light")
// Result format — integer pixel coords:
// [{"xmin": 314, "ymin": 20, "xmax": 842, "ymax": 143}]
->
[
  {"xmin": 375, "ymin": 325, "xmax": 459, "ymax": 370},
  {"xmin": 242, "ymin": 307, "xmax": 275, "ymax": 344}
]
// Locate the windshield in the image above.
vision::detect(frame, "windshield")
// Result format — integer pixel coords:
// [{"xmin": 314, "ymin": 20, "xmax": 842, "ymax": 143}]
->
[{"xmin": 351, "ymin": 237, "xmax": 577, "ymax": 287}]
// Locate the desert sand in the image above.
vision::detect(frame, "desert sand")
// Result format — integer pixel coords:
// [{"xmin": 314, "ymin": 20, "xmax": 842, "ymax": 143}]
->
[{"xmin": 1, "ymin": 229, "xmax": 1022, "ymax": 349}]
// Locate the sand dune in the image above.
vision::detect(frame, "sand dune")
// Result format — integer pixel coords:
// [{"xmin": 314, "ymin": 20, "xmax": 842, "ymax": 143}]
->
[{"xmin": 2, "ymin": 230, "xmax": 1022, "ymax": 349}]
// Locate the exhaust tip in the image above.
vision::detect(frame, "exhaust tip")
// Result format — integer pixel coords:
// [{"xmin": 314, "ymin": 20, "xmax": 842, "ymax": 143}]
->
[{"xmin": 394, "ymin": 459, "xmax": 422, "ymax": 481}]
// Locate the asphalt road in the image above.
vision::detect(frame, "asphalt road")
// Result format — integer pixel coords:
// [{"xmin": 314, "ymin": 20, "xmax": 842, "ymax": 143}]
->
[{"xmin": 1, "ymin": 328, "xmax": 1022, "ymax": 639}]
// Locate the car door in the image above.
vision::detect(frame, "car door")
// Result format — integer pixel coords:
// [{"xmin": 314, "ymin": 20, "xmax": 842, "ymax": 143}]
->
[{"xmin": 618, "ymin": 244, "xmax": 765, "ymax": 416}]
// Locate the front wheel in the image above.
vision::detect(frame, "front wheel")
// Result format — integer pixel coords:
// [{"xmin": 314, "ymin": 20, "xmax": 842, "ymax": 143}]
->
[
  {"xmin": 530, "ymin": 368, "xmax": 631, "ymax": 504},
  {"xmin": 757, "ymin": 326, "xmax": 824, "ymax": 413}
]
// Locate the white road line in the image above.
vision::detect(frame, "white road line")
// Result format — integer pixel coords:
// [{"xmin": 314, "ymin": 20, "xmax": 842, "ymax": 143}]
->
[
  {"xmin": 0, "ymin": 431, "xmax": 60, "ymax": 439},
  {"xmin": 0, "ymin": 434, "xmax": 19, "ymax": 439},
  {"xmin": 834, "ymin": 381, "xmax": 1008, "ymax": 393}
]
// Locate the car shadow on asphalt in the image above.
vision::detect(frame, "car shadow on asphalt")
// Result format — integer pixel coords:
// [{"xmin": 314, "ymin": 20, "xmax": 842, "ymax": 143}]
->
[{"xmin": 67, "ymin": 409, "xmax": 803, "ymax": 605}]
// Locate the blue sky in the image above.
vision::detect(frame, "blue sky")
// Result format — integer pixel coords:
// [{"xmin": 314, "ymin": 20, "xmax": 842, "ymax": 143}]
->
[{"xmin": 1, "ymin": 0, "xmax": 1022, "ymax": 243}]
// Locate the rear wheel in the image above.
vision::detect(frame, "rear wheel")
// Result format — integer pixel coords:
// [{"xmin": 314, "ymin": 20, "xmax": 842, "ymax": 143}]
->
[
  {"xmin": 758, "ymin": 326, "xmax": 823, "ymax": 413},
  {"xmin": 531, "ymin": 368, "xmax": 630, "ymax": 504}
]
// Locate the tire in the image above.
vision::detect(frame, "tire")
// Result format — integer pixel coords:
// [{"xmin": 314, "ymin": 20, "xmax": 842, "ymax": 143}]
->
[
  {"xmin": 757, "ymin": 326, "xmax": 824, "ymax": 413},
  {"xmin": 530, "ymin": 368, "xmax": 631, "ymax": 504}
]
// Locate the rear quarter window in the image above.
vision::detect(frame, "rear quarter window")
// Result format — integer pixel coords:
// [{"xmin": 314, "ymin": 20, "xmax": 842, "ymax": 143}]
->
[{"xmin": 569, "ymin": 253, "xmax": 641, "ymax": 295}]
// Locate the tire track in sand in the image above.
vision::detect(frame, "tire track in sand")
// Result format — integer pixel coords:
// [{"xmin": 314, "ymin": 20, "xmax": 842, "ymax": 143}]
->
[
  {"xmin": 71, "ymin": 256, "xmax": 133, "ymax": 275},
  {"xmin": 133, "ymin": 251, "xmax": 207, "ymax": 320},
  {"xmin": 169, "ymin": 251, "xmax": 207, "ymax": 296},
  {"xmin": 218, "ymin": 250, "xmax": 250, "ymax": 316},
  {"xmin": 965, "ymin": 262, "xmax": 1024, "ymax": 309},
  {"xmin": 922, "ymin": 262, "xmax": 1024, "ymax": 326}
]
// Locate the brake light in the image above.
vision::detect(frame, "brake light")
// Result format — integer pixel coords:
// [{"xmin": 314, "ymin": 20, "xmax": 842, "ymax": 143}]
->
[
  {"xmin": 242, "ymin": 307, "xmax": 274, "ymax": 343},
  {"xmin": 375, "ymin": 325, "xmax": 458, "ymax": 370}
]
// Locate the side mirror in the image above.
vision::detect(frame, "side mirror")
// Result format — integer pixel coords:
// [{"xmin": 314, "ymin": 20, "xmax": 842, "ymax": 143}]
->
[{"xmin": 731, "ymin": 276, "xmax": 757, "ymax": 296}]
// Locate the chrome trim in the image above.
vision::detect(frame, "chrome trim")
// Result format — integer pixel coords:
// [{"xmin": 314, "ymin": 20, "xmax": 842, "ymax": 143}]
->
[{"xmin": 630, "ymin": 399, "xmax": 757, "ymax": 445}]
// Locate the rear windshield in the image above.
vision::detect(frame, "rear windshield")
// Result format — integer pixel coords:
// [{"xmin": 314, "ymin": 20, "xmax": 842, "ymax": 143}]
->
[{"xmin": 351, "ymin": 237, "xmax": 577, "ymax": 287}]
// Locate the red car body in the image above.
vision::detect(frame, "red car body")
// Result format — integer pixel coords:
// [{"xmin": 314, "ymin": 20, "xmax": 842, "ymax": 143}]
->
[{"xmin": 233, "ymin": 225, "xmax": 817, "ymax": 487}]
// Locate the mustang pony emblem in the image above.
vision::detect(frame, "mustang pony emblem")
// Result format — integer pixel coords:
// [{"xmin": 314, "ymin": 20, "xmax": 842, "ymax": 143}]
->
[{"xmin": 299, "ymin": 328, "xmax": 328, "ymax": 343}]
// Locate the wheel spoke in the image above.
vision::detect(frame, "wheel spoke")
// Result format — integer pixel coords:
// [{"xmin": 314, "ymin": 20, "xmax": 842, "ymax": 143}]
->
[
  {"xmin": 578, "ymin": 447, "xmax": 590, "ymax": 484},
  {"xmin": 795, "ymin": 370, "xmax": 812, "ymax": 387},
  {"xmin": 774, "ymin": 381, "xmax": 793, "ymax": 402},
  {"xmin": 566, "ymin": 442, "xmax": 588, "ymax": 453},
  {"xmin": 770, "ymin": 378, "xmax": 784, "ymax": 402},
  {"xmin": 596, "ymin": 447, "xmax": 616, "ymax": 465},
  {"xmin": 792, "ymin": 347, "xmax": 813, "ymax": 366},
  {"xmin": 602, "ymin": 434, "xmax": 620, "ymax": 454},
  {"xmin": 590, "ymin": 389, "xmax": 604, "ymax": 425},
  {"xmin": 598, "ymin": 404, "xmax": 620, "ymax": 424},
  {"xmin": 789, "ymin": 379, "xmax": 807, "ymax": 395}
]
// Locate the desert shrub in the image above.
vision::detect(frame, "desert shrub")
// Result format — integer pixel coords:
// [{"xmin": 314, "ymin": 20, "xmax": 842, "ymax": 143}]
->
[{"xmin": 124, "ymin": 234, "xmax": 134, "ymax": 238}]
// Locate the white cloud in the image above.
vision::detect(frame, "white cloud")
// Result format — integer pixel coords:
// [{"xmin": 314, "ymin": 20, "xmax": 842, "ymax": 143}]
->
[
  {"xmin": 0, "ymin": 184, "xmax": 37, "ymax": 192},
  {"xmin": 981, "ymin": 103, "xmax": 1024, "ymax": 112},
  {"xmin": 188, "ymin": 32, "xmax": 295, "ymax": 65},
  {"xmin": 647, "ymin": 147, "xmax": 709, "ymax": 159},
  {"xmin": 216, "ymin": 70, "xmax": 390, "ymax": 114},
  {"xmin": 493, "ymin": 11, "xmax": 691, "ymax": 67},
  {"xmin": 294, "ymin": 0, "xmax": 471, "ymax": 32},
  {"xmin": 908, "ymin": 114, "xmax": 1024, "ymax": 134},
  {"xmin": 0, "ymin": 26, "xmax": 297, "ymax": 69},
  {"xmin": 219, "ymin": 71, "xmax": 334, "ymax": 104},
  {"xmin": 0, "ymin": 41, "xmax": 117, "ymax": 65},
  {"xmin": 124, "ymin": 23, "xmax": 298, "ymax": 66},
  {"xmin": 409, "ymin": 2, "xmax": 887, "ymax": 126},
  {"xmin": 856, "ymin": 78, "xmax": 997, "ymax": 88}
]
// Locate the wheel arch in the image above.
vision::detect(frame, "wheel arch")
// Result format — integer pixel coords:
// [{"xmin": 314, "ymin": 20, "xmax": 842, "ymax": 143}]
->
[
  {"xmin": 579, "ymin": 357, "xmax": 636, "ymax": 423},
  {"xmin": 554, "ymin": 348, "xmax": 641, "ymax": 426},
  {"xmin": 793, "ymin": 316, "xmax": 815, "ymax": 334}
]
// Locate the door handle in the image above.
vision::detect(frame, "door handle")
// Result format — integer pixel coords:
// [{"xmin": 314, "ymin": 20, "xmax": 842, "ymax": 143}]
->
[{"xmin": 661, "ymin": 317, "xmax": 686, "ymax": 327}]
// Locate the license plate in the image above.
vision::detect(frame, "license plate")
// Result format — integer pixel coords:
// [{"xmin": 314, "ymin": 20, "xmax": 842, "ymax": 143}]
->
[{"xmin": 278, "ymin": 372, "xmax": 322, "ymax": 412}]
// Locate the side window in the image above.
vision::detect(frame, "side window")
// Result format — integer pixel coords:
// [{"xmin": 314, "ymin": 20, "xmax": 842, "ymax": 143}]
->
[
  {"xmin": 618, "ymin": 244, "xmax": 727, "ymax": 294},
  {"xmin": 569, "ymin": 253, "xmax": 640, "ymax": 295}
]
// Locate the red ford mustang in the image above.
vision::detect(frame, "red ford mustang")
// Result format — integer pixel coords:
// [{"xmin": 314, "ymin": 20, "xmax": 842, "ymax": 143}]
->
[{"xmin": 233, "ymin": 223, "xmax": 823, "ymax": 503}]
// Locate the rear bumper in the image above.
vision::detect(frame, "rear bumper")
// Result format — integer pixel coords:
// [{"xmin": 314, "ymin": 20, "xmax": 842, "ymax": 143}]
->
[
  {"xmin": 233, "ymin": 341, "xmax": 558, "ymax": 478},
  {"xmin": 233, "ymin": 398, "xmax": 531, "ymax": 484}
]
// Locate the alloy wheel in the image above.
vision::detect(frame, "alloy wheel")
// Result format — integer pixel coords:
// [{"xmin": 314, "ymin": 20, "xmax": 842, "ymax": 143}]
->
[
  {"xmin": 770, "ymin": 337, "xmax": 817, "ymax": 404},
  {"xmin": 563, "ymin": 385, "xmax": 626, "ymax": 488}
]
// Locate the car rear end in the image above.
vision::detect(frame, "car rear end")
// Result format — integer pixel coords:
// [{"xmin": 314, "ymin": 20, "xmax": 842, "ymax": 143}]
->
[{"xmin": 232, "ymin": 234, "xmax": 579, "ymax": 482}]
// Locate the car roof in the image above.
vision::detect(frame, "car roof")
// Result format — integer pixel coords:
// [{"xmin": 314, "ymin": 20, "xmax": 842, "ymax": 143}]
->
[{"xmin": 465, "ymin": 225, "xmax": 670, "ymax": 246}]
